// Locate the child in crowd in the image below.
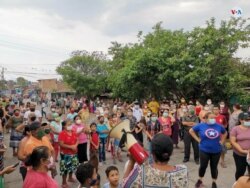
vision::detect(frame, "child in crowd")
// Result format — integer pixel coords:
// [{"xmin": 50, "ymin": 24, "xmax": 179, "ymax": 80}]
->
[
  {"xmin": 97, "ymin": 116, "xmax": 109, "ymax": 165},
  {"xmin": 75, "ymin": 163, "xmax": 98, "ymax": 188},
  {"xmin": 103, "ymin": 166, "xmax": 122, "ymax": 188},
  {"xmin": 89, "ymin": 122, "xmax": 99, "ymax": 157},
  {"xmin": 89, "ymin": 154, "xmax": 101, "ymax": 187}
]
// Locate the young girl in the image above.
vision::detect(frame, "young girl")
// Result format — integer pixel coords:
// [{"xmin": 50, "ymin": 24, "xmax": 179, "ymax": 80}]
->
[{"xmin": 89, "ymin": 122, "xmax": 99, "ymax": 158}]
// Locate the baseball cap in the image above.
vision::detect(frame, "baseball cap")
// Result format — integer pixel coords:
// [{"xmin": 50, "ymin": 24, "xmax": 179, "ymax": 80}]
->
[{"xmin": 238, "ymin": 112, "xmax": 250, "ymax": 120}]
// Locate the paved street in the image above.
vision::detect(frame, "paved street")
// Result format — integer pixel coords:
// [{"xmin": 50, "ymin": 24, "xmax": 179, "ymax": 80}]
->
[{"xmin": 3, "ymin": 132, "xmax": 236, "ymax": 188}]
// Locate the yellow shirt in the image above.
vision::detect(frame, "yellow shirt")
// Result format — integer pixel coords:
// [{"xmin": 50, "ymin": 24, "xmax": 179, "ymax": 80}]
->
[{"xmin": 148, "ymin": 101, "xmax": 160, "ymax": 114}]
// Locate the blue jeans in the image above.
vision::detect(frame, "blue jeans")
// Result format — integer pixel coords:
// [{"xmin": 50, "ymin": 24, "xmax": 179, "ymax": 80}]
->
[{"xmin": 99, "ymin": 137, "xmax": 107, "ymax": 162}]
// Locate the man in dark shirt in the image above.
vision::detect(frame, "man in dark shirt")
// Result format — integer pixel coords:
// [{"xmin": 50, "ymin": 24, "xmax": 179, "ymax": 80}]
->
[{"xmin": 182, "ymin": 108, "xmax": 199, "ymax": 164}]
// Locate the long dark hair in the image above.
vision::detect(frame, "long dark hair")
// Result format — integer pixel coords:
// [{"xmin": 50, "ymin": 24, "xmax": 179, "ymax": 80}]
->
[
  {"xmin": 25, "ymin": 146, "xmax": 49, "ymax": 168},
  {"xmin": 23, "ymin": 125, "xmax": 30, "ymax": 136}
]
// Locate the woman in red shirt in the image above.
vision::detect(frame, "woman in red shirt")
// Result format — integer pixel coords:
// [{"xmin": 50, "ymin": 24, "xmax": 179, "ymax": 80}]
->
[
  {"xmin": 158, "ymin": 109, "xmax": 175, "ymax": 136},
  {"xmin": 59, "ymin": 120, "xmax": 79, "ymax": 188},
  {"xmin": 23, "ymin": 146, "xmax": 58, "ymax": 188}
]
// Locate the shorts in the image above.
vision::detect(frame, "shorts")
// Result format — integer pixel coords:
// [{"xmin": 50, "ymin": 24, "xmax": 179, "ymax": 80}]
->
[{"xmin": 60, "ymin": 153, "xmax": 79, "ymax": 175}]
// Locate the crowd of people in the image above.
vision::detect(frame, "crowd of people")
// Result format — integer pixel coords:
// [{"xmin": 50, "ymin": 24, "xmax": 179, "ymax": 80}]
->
[{"xmin": 0, "ymin": 95, "xmax": 249, "ymax": 188}]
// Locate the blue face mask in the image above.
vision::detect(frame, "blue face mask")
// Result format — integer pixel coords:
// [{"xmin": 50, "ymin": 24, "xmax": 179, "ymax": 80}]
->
[
  {"xmin": 208, "ymin": 118, "xmax": 216, "ymax": 124},
  {"xmin": 243, "ymin": 121, "xmax": 250, "ymax": 127}
]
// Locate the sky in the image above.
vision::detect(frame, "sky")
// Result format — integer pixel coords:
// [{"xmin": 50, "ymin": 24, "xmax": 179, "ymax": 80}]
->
[{"xmin": 0, "ymin": 0, "xmax": 249, "ymax": 81}]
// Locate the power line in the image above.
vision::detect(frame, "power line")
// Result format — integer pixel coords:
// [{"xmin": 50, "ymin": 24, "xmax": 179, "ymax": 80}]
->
[
  {"xmin": 0, "ymin": 63, "xmax": 59, "ymax": 66},
  {"xmin": 0, "ymin": 39, "xmax": 68, "ymax": 58},
  {"xmin": 5, "ymin": 71, "xmax": 59, "ymax": 76}
]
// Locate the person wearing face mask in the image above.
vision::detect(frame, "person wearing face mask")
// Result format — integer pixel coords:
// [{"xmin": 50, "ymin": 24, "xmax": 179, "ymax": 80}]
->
[
  {"xmin": 182, "ymin": 108, "xmax": 199, "ymax": 164},
  {"xmin": 144, "ymin": 113, "xmax": 161, "ymax": 164},
  {"xmin": 230, "ymin": 112, "xmax": 250, "ymax": 181},
  {"xmin": 24, "ymin": 103, "xmax": 42, "ymax": 122},
  {"xmin": 72, "ymin": 115, "xmax": 89, "ymax": 163},
  {"xmin": 67, "ymin": 107, "xmax": 78, "ymax": 121},
  {"xmin": 97, "ymin": 116, "xmax": 109, "ymax": 165},
  {"xmin": 158, "ymin": 109, "xmax": 175, "ymax": 136},
  {"xmin": 76, "ymin": 163, "xmax": 98, "ymax": 188},
  {"xmin": 22, "ymin": 122, "xmax": 55, "ymax": 163},
  {"xmin": 50, "ymin": 113, "xmax": 62, "ymax": 162},
  {"xmin": 206, "ymin": 99, "xmax": 214, "ymax": 111},
  {"xmin": 189, "ymin": 112, "xmax": 227, "ymax": 188},
  {"xmin": 78, "ymin": 103, "xmax": 90, "ymax": 125},
  {"xmin": 199, "ymin": 104, "xmax": 210, "ymax": 123},
  {"xmin": 6, "ymin": 108, "xmax": 23, "ymax": 156},
  {"xmin": 23, "ymin": 146, "xmax": 58, "ymax": 188},
  {"xmin": 132, "ymin": 102, "xmax": 143, "ymax": 123},
  {"xmin": 59, "ymin": 119, "xmax": 79, "ymax": 188}
]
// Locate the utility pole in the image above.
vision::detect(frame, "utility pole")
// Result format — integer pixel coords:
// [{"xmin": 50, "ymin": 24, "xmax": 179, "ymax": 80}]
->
[
  {"xmin": 1, "ymin": 67, "xmax": 4, "ymax": 81},
  {"xmin": 0, "ymin": 67, "xmax": 6, "ymax": 91}
]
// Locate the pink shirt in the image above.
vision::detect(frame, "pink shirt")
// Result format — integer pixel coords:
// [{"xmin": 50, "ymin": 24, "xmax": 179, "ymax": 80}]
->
[
  {"xmin": 72, "ymin": 124, "xmax": 88, "ymax": 144},
  {"xmin": 23, "ymin": 169, "xmax": 58, "ymax": 188},
  {"xmin": 230, "ymin": 126, "xmax": 250, "ymax": 156},
  {"xmin": 158, "ymin": 117, "xmax": 172, "ymax": 136}
]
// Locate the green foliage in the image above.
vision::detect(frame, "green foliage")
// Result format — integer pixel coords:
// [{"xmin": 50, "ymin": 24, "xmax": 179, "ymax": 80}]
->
[
  {"xmin": 56, "ymin": 50, "xmax": 109, "ymax": 97},
  {"xmin": 0, "ymin": 80, "xmax": 7, "ymax": 90},
  {"xmin": 108, "ymin": 17, "xmax": 250, "ymax": 102},
  {"xmin": 16, "ymin": 77, "xmax": 28, "ymax": 87},
  {"xmin": 57, "ymin": 17, "xmax": 250, "ymax": 102}
]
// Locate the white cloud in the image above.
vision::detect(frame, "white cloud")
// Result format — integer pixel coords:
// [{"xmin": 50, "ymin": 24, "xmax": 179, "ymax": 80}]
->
[
  {"xmin": 0, "ymin": 0, "xmax": 249, "ymax": 81},
  {"xmin": 0, "ymin": 7, "xmax": 136, "ymax": 81}
]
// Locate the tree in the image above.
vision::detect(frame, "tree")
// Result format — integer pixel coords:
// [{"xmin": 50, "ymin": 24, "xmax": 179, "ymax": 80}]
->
[
  {"xmin": 56, "ymin": 50, "xmax": 109, "ymax": 97},
  {"xmin": 16, "ymin": 77, "xmax": 28, "ymax": 87},
  {"xmin": 0, "ymin": 80, "xmax": 7, "ymax": 90},
  {"xmin": 108, "ymin": 17, "xmax": 250, "ymax": 102}
]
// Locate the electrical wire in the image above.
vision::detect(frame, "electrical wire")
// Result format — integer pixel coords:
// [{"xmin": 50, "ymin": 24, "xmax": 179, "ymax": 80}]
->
[{"xmin": 5, "ymin": 71, "xmax": 59, "ymax": 76}]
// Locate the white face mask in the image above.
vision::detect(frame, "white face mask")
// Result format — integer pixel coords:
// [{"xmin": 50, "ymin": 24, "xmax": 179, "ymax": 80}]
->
[
  {"xmin": 76, "ymin": 119, "xmax": 81, "ymax": 124},
  {"xmin": 66, "ymin": 125, "xmax": 73, "ymax": 131}
]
